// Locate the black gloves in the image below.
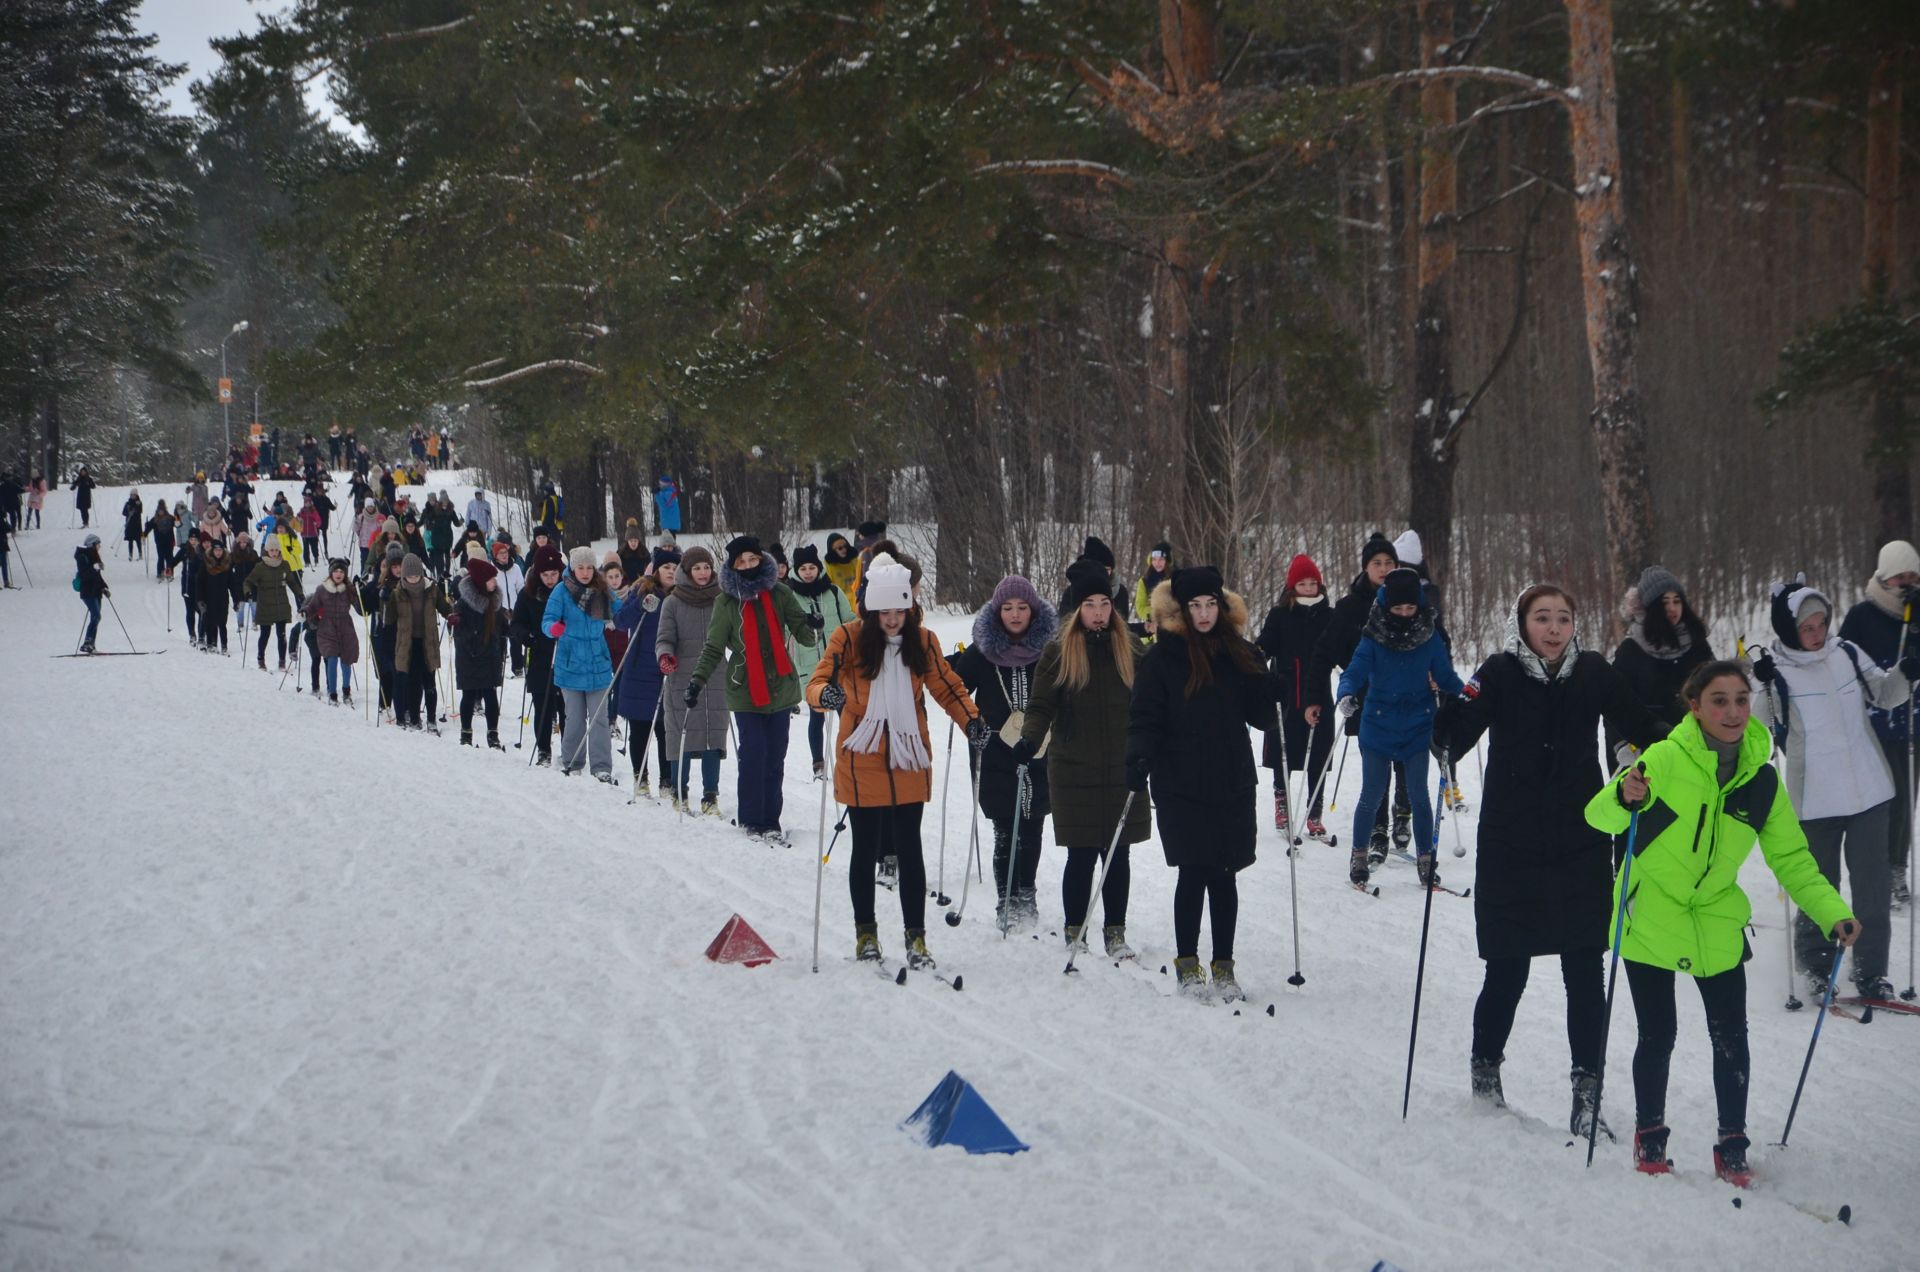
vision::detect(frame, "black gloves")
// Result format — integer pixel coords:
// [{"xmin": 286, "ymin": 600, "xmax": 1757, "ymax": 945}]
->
[
  {"xmin": 819, "ymin": 682, "xmax": 846, "ymax": 712},
  {"xmin": 1901, "ymin": 653, "xmax": 1920, "ymax": 682},
  {"xmin": 1008, "ymin": 734, "xmax": 1037, "ymax": 765},
  {"xmin": 1125, "ymin": 755, "xmax": 1151, "ymax": 793},
  {"xmin": 684, "ymin": 681, "xmax": 702, "ymax": 708},
  {"xmin": 967, "ymin": 716, "xmax": 993, "ymax": 752},
  {"xmin": 1750, "ymin": 650, "xmax": 1777, "ymax": 686},
  {"xmin": 806, "ymin": 610, "xmax": 825, "ymax": 631}
]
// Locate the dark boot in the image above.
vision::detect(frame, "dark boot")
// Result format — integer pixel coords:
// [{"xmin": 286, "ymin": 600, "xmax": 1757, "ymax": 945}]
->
[
  {"xmin": 1471, "ymin": 1055, "xmax": 1505, "ymax": 1108},
  {"xmin": 1713, "ymin": 1133, "xmax": 1752, "ymax": 1188},
  {"xmin": 1569, "ymin": 1067, "xmax": 1613, "ymax": 1141},
  {"xmin": 1634, "ymin": 1125, "xmax": 1672, "ymax": 1175}
]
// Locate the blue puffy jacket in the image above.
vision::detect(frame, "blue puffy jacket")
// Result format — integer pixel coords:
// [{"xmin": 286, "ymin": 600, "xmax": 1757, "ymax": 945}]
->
[
  {"xmin": 1336, "ymin": 613, "xmax": 1462, "ymax": 762},
  {"xmin": 613, "ymin": 584, "xmax": 666, "ymax": 721},
  {"xmin": 542, "ymin": 578, "xmax": 613, "ymax": 691}
]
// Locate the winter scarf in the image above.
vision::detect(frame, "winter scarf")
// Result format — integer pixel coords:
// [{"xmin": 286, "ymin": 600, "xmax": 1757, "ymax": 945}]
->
[
  {"xmin": 846, "ymin": 634, "xmax": 931, "ymax": 770},
  {"xmin": 787, "ymin": 572, "xmax": 838, "ymax": 602},
  {"xmin": 458, "ymin": 575, "xmax": 502, "ymax": 643},
  {"xmin": 1625, "ymin": 614, "xmax": 1694, "ymax": 663},
  {"xmin": 721, "ymin": 556, "xmax": 793, "ymax": 708},
  {"xmin": 971, "ymin": 593, "xmax": 1059, "ymax": 669},
  {"xmin": 1503, "ymin": 604, "xmax": 1580, "ymax": 685},
  {"xmin": 1361, "ymin": 602, "xmax": 1435, "ymax": 653},
  {"xmin": 673, "ymin": 547, "xmax": 720, "ymax": 607},
  {"xmin": 561, "ymin": 574, "xmax": 612, "ymax": 621},
  {"xmin": 1865, "ymin": 573, "xmax": 1909, "ymax": 622}
]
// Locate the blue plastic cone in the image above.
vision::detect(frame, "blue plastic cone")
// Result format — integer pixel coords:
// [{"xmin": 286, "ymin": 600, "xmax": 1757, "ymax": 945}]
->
[{"xmin": 901, "ymin": 1070, "xmax": 1029, "ymax": 1155}]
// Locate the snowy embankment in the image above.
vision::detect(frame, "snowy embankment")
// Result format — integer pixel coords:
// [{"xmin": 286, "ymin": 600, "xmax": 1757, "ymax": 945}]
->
[{"xmin": 0, "ymin": 478, "xmax": 1911, "ymax": 1271}]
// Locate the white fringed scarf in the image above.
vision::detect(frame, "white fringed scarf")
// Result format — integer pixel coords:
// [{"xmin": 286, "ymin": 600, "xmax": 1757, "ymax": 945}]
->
[{"xmin": 846, "ymin": 634, "xmax": 931, "ymax": 770}]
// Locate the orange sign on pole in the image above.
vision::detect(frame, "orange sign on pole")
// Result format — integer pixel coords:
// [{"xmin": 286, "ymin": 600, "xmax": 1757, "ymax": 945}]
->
[{"xmin": 218, "ymin": 377, "xmax": 233, "ymax": 404}]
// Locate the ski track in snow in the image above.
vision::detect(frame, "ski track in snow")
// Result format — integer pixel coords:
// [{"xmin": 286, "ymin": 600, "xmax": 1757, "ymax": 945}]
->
[{"xmin": 2, "ymin": 477, "xmax": 1915, "ymax": 1270}]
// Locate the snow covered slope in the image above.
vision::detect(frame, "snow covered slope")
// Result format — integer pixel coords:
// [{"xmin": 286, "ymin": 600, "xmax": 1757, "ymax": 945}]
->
[{"xmin": 1, "ymin": 483, "xmax": 1911, "ymax": 1271}]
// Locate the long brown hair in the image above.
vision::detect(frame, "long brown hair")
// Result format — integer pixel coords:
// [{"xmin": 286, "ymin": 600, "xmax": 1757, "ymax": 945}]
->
[
  {"xmin": 1056, "ymin": 608, "xmax": 1134, "ymax": 692},
  {"xmin": 1182, "ymin": 610, "xmax": 1265, "ymax": 698},
  {"xmin": 855, "ymin": 610, "xmax": 931, "ymax": 679}
]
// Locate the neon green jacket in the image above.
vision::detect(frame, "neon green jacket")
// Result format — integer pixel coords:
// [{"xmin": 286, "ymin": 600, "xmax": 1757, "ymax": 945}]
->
[{"xmin": 1584, "ymin": 715, "xmax": 1851, "ymax": 978}]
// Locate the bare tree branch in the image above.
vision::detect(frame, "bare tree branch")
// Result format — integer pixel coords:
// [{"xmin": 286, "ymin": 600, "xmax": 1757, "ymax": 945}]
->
[{"xmin": 462, "ymin": 359, "xmax": 604, "ymax": 389}]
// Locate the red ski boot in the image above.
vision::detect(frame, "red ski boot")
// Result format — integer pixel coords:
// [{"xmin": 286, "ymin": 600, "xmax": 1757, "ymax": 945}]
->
[
  {"xmin": 1713, "ymin": 1133, "xmax": 1752, "ymax": 1188},
  {"xmin": 1632, "ymin": 1124, "xmax": 1672, "ymax": 1175}
]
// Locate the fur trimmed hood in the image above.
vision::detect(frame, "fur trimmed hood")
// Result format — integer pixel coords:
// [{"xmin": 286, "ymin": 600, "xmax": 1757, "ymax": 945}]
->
[
  {"xmin": 971, "ymin": 593, "xmax": 1060, "ymax": 668},
  {"xmin": 1149, "ymin": 579, "xmax": 1250, "ymax": 638},
  {"xmin": 720, "ymin": 554, "xmax": 778, "ymax": 602}
]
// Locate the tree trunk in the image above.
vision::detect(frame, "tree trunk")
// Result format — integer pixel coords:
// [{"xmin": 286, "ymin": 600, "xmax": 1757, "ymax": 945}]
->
[
  {"xmin": 40, "ymin": 389, "xmax": 62, "ymax": 482},
  {"xmin": 1408, "ymin": 0, "xmax": 1459, "ymax": 593},
  {"xmin": 606, "ymin": 439, "xmax": 648, "ymax": 542},
  {"xmin": 1565, "ymin": 0, "xmax": 1655, "ymax": 617},
  {"xmin": 1864, "ymin": 50, "xmax": 1907, "ymax": 545},
  {"xmin": 556, "ymin": 446, "xmax": 607, "ymax": 544}
]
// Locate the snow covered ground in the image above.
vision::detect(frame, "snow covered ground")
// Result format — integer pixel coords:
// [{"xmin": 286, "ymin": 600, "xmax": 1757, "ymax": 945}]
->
[{"xmin": 2, "ymin": 479, "xmax": 1914, "ymax": 1271}]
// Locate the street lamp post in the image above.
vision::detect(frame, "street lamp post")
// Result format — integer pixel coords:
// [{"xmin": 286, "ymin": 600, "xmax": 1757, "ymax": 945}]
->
[{"xmin": 220, "ymin": 320, "xmax": 249, "ymax": 457}]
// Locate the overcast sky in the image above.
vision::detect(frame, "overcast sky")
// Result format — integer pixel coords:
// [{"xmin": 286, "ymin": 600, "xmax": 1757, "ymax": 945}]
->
[{"xmin": 140, "ymin": 0, "xmax": 341, "ymax": 124}]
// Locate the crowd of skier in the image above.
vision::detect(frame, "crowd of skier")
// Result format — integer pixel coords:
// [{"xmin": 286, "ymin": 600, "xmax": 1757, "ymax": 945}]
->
[{"xmin": 18, "ymin": 453, "xmax": 1920, "ymax": 1189}]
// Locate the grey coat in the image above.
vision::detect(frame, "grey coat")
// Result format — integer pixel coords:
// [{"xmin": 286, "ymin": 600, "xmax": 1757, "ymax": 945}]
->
[{"xmin": 657, "ymin": 592, "xmax": 732, "ymax": 754}]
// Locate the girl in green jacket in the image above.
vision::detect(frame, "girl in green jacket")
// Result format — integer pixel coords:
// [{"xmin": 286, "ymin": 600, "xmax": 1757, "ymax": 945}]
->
[{"xmin": 1586, "ymin": 659, "xmax": 1860, "ymax": 1185}]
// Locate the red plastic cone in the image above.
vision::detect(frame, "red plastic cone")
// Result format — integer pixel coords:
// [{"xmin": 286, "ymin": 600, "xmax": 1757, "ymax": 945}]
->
[{"xmin": 704, "ymin": 913, "xmax": 778, "ymax": 968}]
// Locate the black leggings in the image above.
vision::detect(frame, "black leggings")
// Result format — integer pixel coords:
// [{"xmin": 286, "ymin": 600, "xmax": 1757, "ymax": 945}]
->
[
  {"xmin": 849, "ymin": 804, "xmax": 926, "ymax": 929},
  {"xmin": 1062, "ymin": 844, "xmax": 1130, "ymax": 929},
  {"xmin": 1625, "ymin": 959, "xmax": 1749, "ymax": 1134},
  {"xmin": 1173, "ymin": 864, "xmax": 1239, "ymax": 960},
  {"xmin": 460, "ymin": 688, "xmax": 500, "ymax": 733},
  {"xmin": 627, "ymin": 712, "xmax": 669, "ymax": 776},
  {"xmin": 257, "ymin": 621, "xmax": 287, "ymax": 664},
  {"xmin": 1471, "ymin": 950, "xmax": 1606, "ymax": 1071},
  {"xmin": 991, "ymin": 814, "xmax": 1044, "ymax": 900}
]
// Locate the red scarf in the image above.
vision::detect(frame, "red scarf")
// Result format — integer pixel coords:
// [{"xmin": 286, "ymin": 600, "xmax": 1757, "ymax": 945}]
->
[{"xmin": 740, "ymin": 589, "xmax": 794, "ymax": 707}]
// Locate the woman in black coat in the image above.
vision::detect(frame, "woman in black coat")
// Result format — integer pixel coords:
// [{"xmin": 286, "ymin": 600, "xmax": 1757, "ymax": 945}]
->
[
  {"xmin": 1434, "ymin": 584, "xmax": 1663, "ymax": 1133},
  {"xmin": 451, "ymin": 555, "xmax": 510, "ymax": 747},
  {"xmin": 1256, "ymin": 552, "xmax": 1336, "ymax": 839},
  {"xmin": 1607, "ymin": 565, "xmax": 1711, "ymax": 759},
  {"xmin": 1128, "ymin": 566, "xmax": 1280, "ymax": 1003},
  {"xmin": 950, "ymin": 575, "xmax": 1059, "ymax": 932}
]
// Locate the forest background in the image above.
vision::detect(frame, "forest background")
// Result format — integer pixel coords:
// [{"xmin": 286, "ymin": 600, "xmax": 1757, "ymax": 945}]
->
[{"xmin": 5, "ymin": 0, "xmax": 1917, "ymax": 643}]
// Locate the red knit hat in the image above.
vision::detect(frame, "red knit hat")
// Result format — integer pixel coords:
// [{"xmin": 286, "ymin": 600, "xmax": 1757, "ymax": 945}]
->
[
  {"xmin": 1285, "ymin": 553, "xmax": 1323, "ymax": 595},
  {"xmin": 464, "ymin": 556, "xmax": 498, "ymax": 585},
  {"xmin": 529, "ymin": 543, "xmax": 565, "ymax": 577}
]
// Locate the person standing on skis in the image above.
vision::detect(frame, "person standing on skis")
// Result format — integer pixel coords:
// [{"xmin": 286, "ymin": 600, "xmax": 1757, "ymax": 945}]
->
[
  {"xmin": 1334, "ymin": 566, "xmax": 1462, "ymax": 890},
  {"xmin": 1837, "ymin": 539, "xmax": 1920, "ymax": 909},
  {"xmin": 1256, "ymin": 552, "xmax": 1336, "ymax": 841},
  {"xmin": 1754, "ymin": 578, "xmax": 1912, "ymax": 1002},
  {"xmin": 1587, "ymin": 660, "xmax": 1858, "ymax": 1183},
  {"xmin": 73, "ymin": 535, "xmax": 108, "ymax": 652},
  {"xmin": 1433, "ymin": 585, "xmax": 1663, "ymax": 1135}
]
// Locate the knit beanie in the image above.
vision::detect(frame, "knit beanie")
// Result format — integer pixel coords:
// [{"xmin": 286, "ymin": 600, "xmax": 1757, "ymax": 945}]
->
[
  {"xmin": 651, "ymin": 545, "xmax": 683, "ymax": 570},
  {"xmin": 1171, "ymin": 565, "xmax": 1225, "ymax": 607},
  {"xmin": 855, "ymin": 520, "xmax": 887, "ymax": 546},
  {"xmin": 383, "ymin": 517, "xmax": 402, "ymax": 539},
  {"xmin": 262, "ymin": 538, "xmax": 281, "ymax": 558},
  {"xmin": 530, "ymin": 544, "xmax": 565, "ymax": 576},
  {"xmin": 679, "ymin": 545, "xmax": 716, "ymax": 576},
  {"xmin": 1634, "ymin": 565, "xmax": 1685, "ymax": 613},
  {"xmin": 989, "ymin": 574, "xmax": 1043, "ymax": 614},
  {"xmin": 768, "ymin": 541, "xmax": 788, "ymax": 568},
  {"xmin": 464, "ymin": 556, "xmax": 498, "ymax": 585},
  {"xmin": 567, "ymin": 545, "xmax": 597, "ymax": 571},
  {"xmin": 1877, "ymin": 540, "xmax": 1920, "ymax": 583},
  {"xmin": 624, "ymin": 516, "xmax": 641, "ymax": 536},
  {"xmin": 400, "ymin": 552, "xmax": 427, "ymax": 582},
  {"xmin": 1081, "ymin": 536, "xmax": 1116, "ymax": 570},
  {"xmin": 723, "ymin": 534, "xmax": 763, "ymax": 564},
  {"xmin": 862, "ymin": 552, "xmax": 913, "ymax": 612},
  {"xmin": 465, "ymin": 541, "xmax": 486, "ymax": 561},
  {"xmin": 602, "ymin": 551, "xmax": 624, "ymax": 574},
  {"xmin": 328, "ymin": 557, "xmax": 349, "ymax": 574},
  {"xmin": 1284, "ymin": 553, "xmax": 1323, "ymax": 595},
  {"xmin": 384, "ymin": 541, "xmax": 405, "ymax": 566},
  {"xmin": 1393, "ymin": 530, "xmax": 1425, "ymax": 568},
  {"xmin": 792, "ymin": 543, "xmax": 822, "ymax": 572},
  {"xmin": 1063, "ymin": 557, "xmax": 1114, "ymax": 609},
  {"xmin": 1381, "ymin": 567, "xmax": 1424, "ymax": 610},
  {"xmin": 1361, "ymin": 532, "xmax": 1398, "ymax": 571},
  {"xmin": 1149, "ymin": 541, "xmax": 1173, "ymax": 563}
]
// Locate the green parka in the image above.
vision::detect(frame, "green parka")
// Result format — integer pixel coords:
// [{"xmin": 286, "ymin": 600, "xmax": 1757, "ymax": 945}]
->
[
  {"xmin": 691, "ymin": 558, "xmax": 817, "ymax": 713},
  {"xmin": 1584, "ymin": 714, "xmax": 1852, "ymax": 978}
]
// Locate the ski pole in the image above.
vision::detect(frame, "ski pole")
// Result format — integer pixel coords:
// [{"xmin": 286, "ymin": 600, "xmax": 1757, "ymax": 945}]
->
[
  {"xmin": 1400, "ymin": 760, "xmax": 1451, "ymax": 1121},
  {"xmin": 811, "ymin": 670, "xmax": 840, "ymax": 973},
  {"xmin": 1063, "ymin": 791, "xmax": 1137, "ymax": 975},
  {"xmin": 104, "ymin": 595, "xmax": 138, "ymax": 653},
  {"xmin": 675, "ymin": 714, "xmax": 691, "ymax": 814},
  {"xmin": 1285, "ymin": 788, "xmax": 1306, "ymax": 988},
  {"xmin": 17, "ymin": 545, "xmax": 30, "ymax": 587},
  {"xmin": 935, "ymin": 717, "xmax": 954, "ymax": 906},
  {"xmin": 1001, "ymin": 765, "xmax": 1029, "ymax": 937},
  {"xmin": 1586, "ymin": 796, "xmax": 1641, "ymax": 1164},
  {"xmin": 1448, "ymin": 761, "xmax": 1468, "ymax": 858},
  {"xmin": 513, "ymin": 678, "xmax": 529, "ymax": 747},
  {"xmin": 944, "ymin": 742, "xmax": 987, "ymax": 927},
  {"xmin": 1776, "ymin": 945, "xmax": 1847, "ymax": 1149},
  {"xmin": 1275, "ymin": 704, "xmax": 1295, "ymax": 844},
  {"xmin": 1328, "ymin": 730, "xmax": 1352, "ymax": 813},
  {"xmin": 1782, "ymin": 892, "xmax": 1803, "ymax": 1011},
  {"xmin": 1906, "ymin": 608, "xmax": 1917, "ymax": 999}
]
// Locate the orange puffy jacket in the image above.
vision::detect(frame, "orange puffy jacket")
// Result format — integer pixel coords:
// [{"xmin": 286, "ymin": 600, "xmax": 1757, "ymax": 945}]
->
[{"xmin": 806, "ymin": 621, "xmax": 978, "ymax": 807}]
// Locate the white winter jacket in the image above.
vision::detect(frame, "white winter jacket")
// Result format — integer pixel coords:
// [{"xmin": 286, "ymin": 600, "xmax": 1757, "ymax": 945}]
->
[{"xmin": 1768, "ymin": 636, "xmax": 1909, "ymax": 820}]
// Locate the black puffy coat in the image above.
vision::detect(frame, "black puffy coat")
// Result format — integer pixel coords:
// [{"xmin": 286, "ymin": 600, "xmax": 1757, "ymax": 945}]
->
[
  {"xmin": 1021, "ymin": 628, "xmax": 1152, "ymax": 848},
  {"xmin": 452, "ymin": 576, "xmax": 509, "ymax": 691},
  {"xmin": 1606, "ymin": 631, "xmax": 1711, "ymax": 758},
  {"xmin": 1257, "ymin": 596, "xmax": 1333, "ymax": 766},
  {"xmin": 1127, "ymin": 583, "xmax": 1280, "ymax": 871},
  {"xmin": 509, "ymin": 576, "xmax": 560, "ymax": 696},
  {"xmin": 1435, "ymin": 647, "xmax": 1663, "ymax": 961},
  {"xmin": 1306, "ymin": 573, "xmax": 1376, "ymax": 712},
  {"xmin": 950, "ymin": 608, "xmax": 1055, "ymax": 824}
]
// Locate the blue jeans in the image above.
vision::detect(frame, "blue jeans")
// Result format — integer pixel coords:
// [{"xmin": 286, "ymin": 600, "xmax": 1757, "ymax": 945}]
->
[
  {"xmin": 735, "ymin": 710, "xmax": 792, "ymax": 830},
  {"xmin": 667, "ymin": 749, "xmax": 722, "ymax": 801},
  {"xmin": 81, "ymin": 594, "xmax": 101, "ymax": 645},
  {"xmin": 325, "ymin": 656, "xmax": 352, "ymax": 696},
  {"xmin": 1353, "ymin": 748, "xmax": 1433, "ymax": 856}
]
